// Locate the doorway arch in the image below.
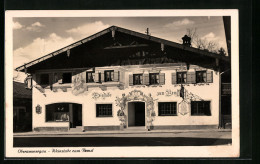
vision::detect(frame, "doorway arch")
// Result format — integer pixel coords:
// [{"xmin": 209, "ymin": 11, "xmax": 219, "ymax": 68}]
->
[
  {"xmin": 115, "ymin": 90, "xmax": 156, "ymax": 128},
  {"xmin": 127, "ymin": 101, "xmax": 146, "ymax": 127}
]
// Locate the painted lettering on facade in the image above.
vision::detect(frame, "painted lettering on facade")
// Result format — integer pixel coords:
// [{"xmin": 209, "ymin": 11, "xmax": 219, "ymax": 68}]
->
[
  {"xmin": 92, "ymin": 92, "xmax": 112, "ymax": 100},
  {"xmin": 157, "ymin": 89, "xmax": 179, "ymax": 97}
]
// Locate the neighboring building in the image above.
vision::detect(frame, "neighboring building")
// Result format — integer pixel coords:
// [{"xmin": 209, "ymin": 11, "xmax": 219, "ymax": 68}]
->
[
  {"xmin": 15, "ymin": 26, "xmax": 230, "ymax": 132},
  {"xmin": 13, "ymin": 81, "xmax": 32, "ymax": 132}
]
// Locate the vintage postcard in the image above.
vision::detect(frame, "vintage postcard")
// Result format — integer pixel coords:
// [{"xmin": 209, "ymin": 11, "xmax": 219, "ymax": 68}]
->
[{"xmin": 5, "ymin": 10, "xmax": 239, "ymax": 158}]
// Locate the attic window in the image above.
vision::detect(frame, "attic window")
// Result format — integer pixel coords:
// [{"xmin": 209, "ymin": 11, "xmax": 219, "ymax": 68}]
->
[{"xmin": 62, "ymin": 73, "xmax": 72, "ymax": 83}]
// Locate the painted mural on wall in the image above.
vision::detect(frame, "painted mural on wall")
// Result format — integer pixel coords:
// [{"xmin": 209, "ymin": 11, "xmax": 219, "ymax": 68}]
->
[
  {"xmin": 34, "ymin": 85, "xmax": 45, "ymax": 93},
  {"xmin": 72, "ymin": 73, "xmax": 86, "ymax": 95},
  {"xmin": 115, "ymin": 90, "xmax": 156, "ymax": 128},
  {"xmin": 92, "ymin": 92, "xmax": 112, "ymax": 100},
  {"xmin": 178, "ymin": 100, "xmax": 189, "ymax": 115},
  {"xmin": 157, "ymin": 86, "xmax": 204, "ymax": 115},
  {"xmin": 178, "ymin": 85, "xmax": 204, "ymax": 115}
]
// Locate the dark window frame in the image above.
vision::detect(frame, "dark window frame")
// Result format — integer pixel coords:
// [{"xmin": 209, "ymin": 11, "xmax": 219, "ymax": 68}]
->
[
  {"xmin": 196, "ymin": 71, "xmax": 207, "ymax": 83},
  {"xmin": 96, "ymin": 104, "xmax": 113, "ymax": 117},
  {"xmin": 62, "ymin": 72, "xmax": 72, "ymax": 84},
  {"xmin": 191, "ymin": 101, "xmax": 211, "ymax": 116},
  {"xmin": 98, "ymin": 72, "xmax": 101, "ymax": 83},
  {"xmin": 86, "ymin": 72, "xmax": 95, "ymax": 83},
  {"xmin": 177, "ymin": 72, "xmax": 187, "ymax": 84},
  {"xmin": 40, "ymin": 74, "xmax": 49, "ymax": 85},
  {"xmin": 133, "ymin": 74, "xmax": 143, "ymax": 85},
  {"xmin": 104, "ymin": 70, "xmax": 114, "ymax": 82},
  {"xmin": 149, "ymin": 73, "xmax": 159, "ymax": 85},
  {"xmin": 45, "ymin": 103, "xmax": 70, "ymax": 122},
  {"xmin": 158, "ymin": 102, "xmax": 177, "ymax": 116}
]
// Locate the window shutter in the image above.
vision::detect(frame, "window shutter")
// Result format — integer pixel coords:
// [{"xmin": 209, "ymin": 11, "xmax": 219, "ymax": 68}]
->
[
  {"xmin": 81, "ymin": 72, "xmax": 86, "ymax": 83},
  {"xmin": 100, "ymin": 71, "xmax": 104, "ymax": 82},
  {"xmin": 129, "ymin": 74, "xmax": 133, "ymax": 86},
  {"xmin": 58, "ymin": 73, "xmax": 63, "ymax": 84},
  {"xmin": 159, "ymin": 73, "xmax": 165, "ymax": 85},
  {"xmin": 94, "ymin": 72, "xmax": 99, "ymax": 82},
  {"xmin": 72, "ymin": 72, "xmax": 76, "ymax": 83},
  {"xmin": 143, "ymin": 74, "xmax": 149, "ymax": 85},
  {"xmin": 206, "ymin": 71, "xmax": 213, "ymax": 83},
  {"xmin": 187, "ymin": 72, "xmax": 196, "ymax": 84},
  {"xmin": 114, "ymin": 71, "xmax": 119, "ymax": 82},
  {"xmin": 171, "ymin": 72, "xmax": 177, "ymax": 84}
]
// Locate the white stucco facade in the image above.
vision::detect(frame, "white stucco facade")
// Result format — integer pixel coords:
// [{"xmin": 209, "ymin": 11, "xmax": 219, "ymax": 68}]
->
[{"xmin": 31, "ymin": 64, "xmax": 220, "ymax": 131}]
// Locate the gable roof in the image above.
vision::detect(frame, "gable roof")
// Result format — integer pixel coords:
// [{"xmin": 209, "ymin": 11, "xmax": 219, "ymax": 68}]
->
[
  {"xmin": 15, "ymin": 25, "xmax": 229, "ymax": 72},
  {"xmin": 13, "ymin": 81, "xmax": 32, "ymax": 99}
]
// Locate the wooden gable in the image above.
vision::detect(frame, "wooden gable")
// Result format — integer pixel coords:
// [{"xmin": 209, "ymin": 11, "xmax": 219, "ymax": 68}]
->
[{"xmin": 16, "ymin": 26, "xmax": 230, "ymax": 73}]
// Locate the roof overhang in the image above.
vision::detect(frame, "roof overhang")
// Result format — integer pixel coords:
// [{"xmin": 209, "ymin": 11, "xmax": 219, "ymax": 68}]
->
[{"xmin": 15, "ymin": 26, "xmax": 230, "ymax": 72}]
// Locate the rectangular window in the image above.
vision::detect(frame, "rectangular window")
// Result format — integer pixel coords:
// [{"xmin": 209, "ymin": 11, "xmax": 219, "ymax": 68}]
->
[
  {"xmin": 46, "ymin": 103, "xmax": 70, "ymax": 122},
  {"xmin": 133, "ymin": 74, "xmax": 143, "ymax": 85},
  {"xmin": 62, "ymin": 73, "xmax": 72, "ymax": 83},
  {"xmin": 158, "ymin": 102, "xmax": 177, "ymax": 116},
  {"xmin": 191, "ymin": 101, "xmax": 211, "ymax": 116},
  {"xmin": 104, "ymin": 70, "xmax": 114, "ymax": 82},
  {"xmin": 40, "ymin": 74, "xmax": 49, "ymax": 85},
  {"xmin": 177, "ymin": 72, "xmax": 187, "ymax": 84},
  {"xmin": 96, "ymin": 104, "xmax": 113, "ymax": 117},
  {"xmin": 149, "ymin": 73, "xmax": 159, "ymax": 85},
  {"xmin": 196, "ymin": 71, "xmax": 207, "ymax": 83},
  {"xmin": 86, "ymin": 72, "xmax": 95, "ymax": 83}
]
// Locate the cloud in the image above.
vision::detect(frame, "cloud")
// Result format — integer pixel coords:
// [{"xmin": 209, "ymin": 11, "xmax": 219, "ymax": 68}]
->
[
  {"xmin": 66, "ymin": 21, "xmax": 110, "ymax": 39},
  {"xmin": 32, "ymin": 22, "xmax": 44, "ymax": 27},
  {"xmin": 200, "ymin": 32, "xmax": 227, "ymax": 51},
  {"xmin": 26, "ymin": 21, "xmax": 45, "ymax": 32},
  {"xmin": 164, "ymin": 18, "xmax": 194, "ymax": 28},
  {"xmin": 13, "ymin": 21, "xmax": 23, "ymax": 30},
  {"xmin": 201, "ymin": 32, "xmax": 219, "ymax": 41},
  {"xmin": 13, "ymin": 33, "xmax": 75, "ymax": 69}
]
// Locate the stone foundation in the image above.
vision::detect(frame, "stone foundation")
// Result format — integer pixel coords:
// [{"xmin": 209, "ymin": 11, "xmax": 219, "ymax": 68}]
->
[
  {"xmin": 84, "ymin": 126, "xmax": 121, "ymax": 131},
  {"xmin": 151, "ymin": 125, "xmax": 218, "ymax": 130},
  {"xmin": 33, "ymin": 127, "xmax": 69, "ymax": 132}
]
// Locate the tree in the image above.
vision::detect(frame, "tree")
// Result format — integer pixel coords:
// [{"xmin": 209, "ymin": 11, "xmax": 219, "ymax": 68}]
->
[{"xmin": 185, "ymin": 27, "xmax": 219, "ymax": 53}]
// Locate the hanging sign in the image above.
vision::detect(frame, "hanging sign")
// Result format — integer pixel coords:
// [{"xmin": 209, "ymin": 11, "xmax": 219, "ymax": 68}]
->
[
  {"xmin": 36, "ymin": 104, "xmax": 42, "ymax": 114},
  {"xmin": 178, "ymin": 100, "xmax": 189, "ymax": 116}
]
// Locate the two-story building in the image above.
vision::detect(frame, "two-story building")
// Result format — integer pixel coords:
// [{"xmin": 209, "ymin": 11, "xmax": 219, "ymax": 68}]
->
[{"xmin": 15, "ymin": 26, "xmax": 230, "ymax": 132}]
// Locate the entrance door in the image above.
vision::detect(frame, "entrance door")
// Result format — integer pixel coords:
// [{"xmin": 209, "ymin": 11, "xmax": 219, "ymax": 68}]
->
[
  {"xmin": 128, "ymin": 102, "xmax": 145, "ymax": 127},
  {"xmin": 70, "ymin": 104, "xmax": 82, "ymax": 128}
]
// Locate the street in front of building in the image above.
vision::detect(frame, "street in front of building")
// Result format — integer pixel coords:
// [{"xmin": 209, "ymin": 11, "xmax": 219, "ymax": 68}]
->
[{"xmin": 14, "ymin": 130, "xmax": 231, "ymax": 147}]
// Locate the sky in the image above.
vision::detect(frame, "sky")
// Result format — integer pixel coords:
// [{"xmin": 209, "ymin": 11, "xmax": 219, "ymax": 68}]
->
[{"xmin": 13, "ymin": 16, "xmax": 227, "ymax": 82}]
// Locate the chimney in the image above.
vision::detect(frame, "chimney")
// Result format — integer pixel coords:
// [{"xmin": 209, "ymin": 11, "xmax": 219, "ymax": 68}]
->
[
  {"xmin": 145, "ymin": 28, "xmax": 150, "ymax": 35},
  {"xmin": 182, "ymin": 35, "xmax": 191, "ymax": 47}
]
